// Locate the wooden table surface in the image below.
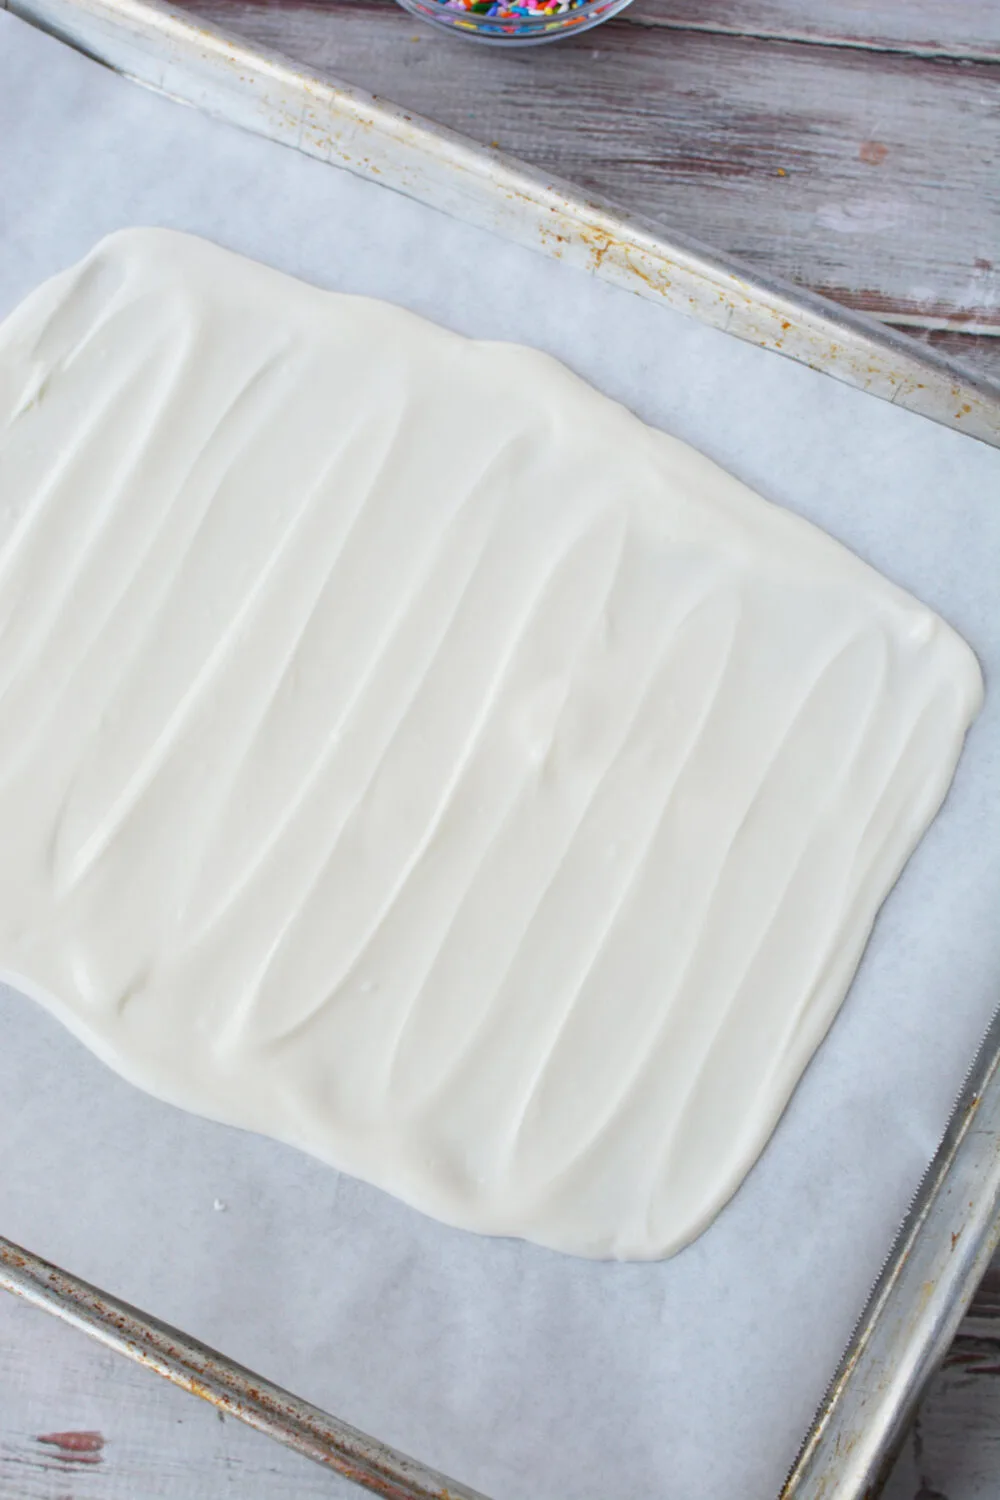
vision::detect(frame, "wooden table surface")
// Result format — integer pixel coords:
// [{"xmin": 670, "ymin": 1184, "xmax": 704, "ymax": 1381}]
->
[
  {"xmin": 175, "ymin": 0, "xmax": 1000, "ymax": 385},
  {"xmin": 3, "ymin": 3, "xmax": 999, "ymax": 1497}
]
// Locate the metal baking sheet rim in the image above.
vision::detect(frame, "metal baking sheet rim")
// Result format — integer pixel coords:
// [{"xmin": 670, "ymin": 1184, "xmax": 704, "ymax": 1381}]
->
[{"xmin": 2, "ymin": 2, "xmax": 1000, "ymax": 1498}]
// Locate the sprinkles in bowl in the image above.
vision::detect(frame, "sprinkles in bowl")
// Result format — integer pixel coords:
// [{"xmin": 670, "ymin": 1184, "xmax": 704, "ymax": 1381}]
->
[{"xmin": 394, "ymin": 0, "xmax": 635, "ymax": 44}]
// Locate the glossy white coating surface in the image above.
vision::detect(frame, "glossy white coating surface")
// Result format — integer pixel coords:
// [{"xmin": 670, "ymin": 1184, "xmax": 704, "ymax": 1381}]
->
[{"xmin": 0, "ymin": 228, "xmax": 982, "ymax": 1257}]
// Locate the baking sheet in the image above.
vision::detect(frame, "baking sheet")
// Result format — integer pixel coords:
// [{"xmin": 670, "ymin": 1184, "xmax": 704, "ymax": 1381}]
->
[{"xmin": 1, "ymin": 12, "xmax": 999, "ymax": 1498}]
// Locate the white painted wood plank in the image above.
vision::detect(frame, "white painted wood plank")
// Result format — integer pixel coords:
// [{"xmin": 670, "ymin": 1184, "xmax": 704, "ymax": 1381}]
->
[
  {"xmin": 182, "ymin": 0, "xmax": 1000, "ymax": 339},
  {"xmin": 630, "ymin": 0, "xmax": 1000, "ymax": 62}
]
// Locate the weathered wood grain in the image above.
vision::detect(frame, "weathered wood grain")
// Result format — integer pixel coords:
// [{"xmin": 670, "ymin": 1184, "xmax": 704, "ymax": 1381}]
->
[
  {"xmin": 178, "ymin": 0, "xmax": 1000, "ymax": 378},
  {"xmin": 630, "ymin": 1, "xmax": 1000, "ymax": 62},
  {"xmin": 0, "ymin": 1294, "xmax": 347, "ymax": 1499}
]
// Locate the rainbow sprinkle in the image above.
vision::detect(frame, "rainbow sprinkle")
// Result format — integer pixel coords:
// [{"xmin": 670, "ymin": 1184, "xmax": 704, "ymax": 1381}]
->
[
  {"xmin": 441, "ymin": 0, "xmax": 589, "ymax": 13},
  {"xmin": 396, "ymin": 0, "xmax": 630, "ymax": 42}
]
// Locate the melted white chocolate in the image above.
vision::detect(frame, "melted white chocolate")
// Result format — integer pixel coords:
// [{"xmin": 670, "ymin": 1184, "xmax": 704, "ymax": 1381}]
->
[{"xmin": 0, "ymin": 228, "xmax": 982, "ymax": 1258}]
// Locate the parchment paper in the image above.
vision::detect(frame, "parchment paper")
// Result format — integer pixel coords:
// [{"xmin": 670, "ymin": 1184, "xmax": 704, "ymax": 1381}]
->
[{"xmin": 1, "ymin": 14, "xmax": 999, "ymax": 1498}]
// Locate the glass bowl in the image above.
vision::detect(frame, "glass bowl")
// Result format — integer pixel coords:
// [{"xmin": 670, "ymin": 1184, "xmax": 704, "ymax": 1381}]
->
[{"xmin": 394, "ymin": 0, "xmax": 635, "ymax": 45}]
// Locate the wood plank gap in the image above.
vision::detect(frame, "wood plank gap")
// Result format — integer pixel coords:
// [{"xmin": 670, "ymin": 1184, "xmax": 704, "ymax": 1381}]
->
[
  {"xmin": 619, "ymin": 12, "xmax": 1000, "ymax": 66},
  {"xmin": 878, "ymin": 316, "xmax": 1000, "ymax": 336}
]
